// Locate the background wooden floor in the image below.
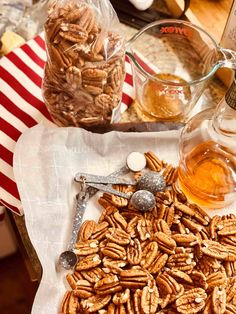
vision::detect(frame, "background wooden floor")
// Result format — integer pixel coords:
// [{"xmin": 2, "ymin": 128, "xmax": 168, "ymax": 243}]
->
[{"xmin": 0, "ymin": 251, "xmax": 39, "ymax": 314}]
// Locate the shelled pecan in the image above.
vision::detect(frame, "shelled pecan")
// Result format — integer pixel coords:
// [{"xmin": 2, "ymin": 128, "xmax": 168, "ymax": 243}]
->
[
  {"xmin": 60, "ymin": 152, "xmax": 236, "ymax": 313},
  {"xmin": 43, "ymin": 2, "xmax": 125, "ymax": 127}
]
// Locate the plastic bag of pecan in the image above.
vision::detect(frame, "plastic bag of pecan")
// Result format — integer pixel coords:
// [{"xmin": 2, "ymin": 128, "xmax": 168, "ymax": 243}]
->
[{"xmin": 42, "ymin": 0, "xmax": 126, "ymax": 128}]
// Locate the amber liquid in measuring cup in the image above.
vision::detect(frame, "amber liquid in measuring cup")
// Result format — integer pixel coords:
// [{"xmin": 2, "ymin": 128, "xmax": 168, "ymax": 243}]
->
[
  {"xmin": 140, "ymin": 73, "xmax": 191, "ymax": 122},
  {"xmin": 178, "ymin": 140, "xmax": 235, "ymax": 208}
]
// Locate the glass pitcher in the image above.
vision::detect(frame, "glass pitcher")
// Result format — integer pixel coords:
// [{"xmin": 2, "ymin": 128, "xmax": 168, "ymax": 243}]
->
[
  {"xmin": 126, "ymin": 19, "xmax": 236, "ymax": 123},
  {"xmin": 178, "ymin": 73, "xmax": 236, "ymax": 209}
]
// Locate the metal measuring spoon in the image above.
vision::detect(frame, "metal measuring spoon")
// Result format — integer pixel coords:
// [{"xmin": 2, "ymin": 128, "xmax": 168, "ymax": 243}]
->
[
  {"xmin": 58, "ymin": 166, "xmax": 129, "ymax": 270},
  {"xmin": 58, "ymin": 179, "xmax": 89, "ymax": 270},
  {"xmin": 74, "ymin": 173, "xmax": 136, "ymax": 185},
  {"xmin": 87, "ymin": 183, "xmax": 157, "ymax": 212}
]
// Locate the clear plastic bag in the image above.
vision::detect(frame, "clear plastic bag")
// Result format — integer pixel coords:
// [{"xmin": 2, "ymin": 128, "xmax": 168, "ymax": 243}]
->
[{"xmin": 42, "ymin": 0, "xmax": 126, "ymax": 127}]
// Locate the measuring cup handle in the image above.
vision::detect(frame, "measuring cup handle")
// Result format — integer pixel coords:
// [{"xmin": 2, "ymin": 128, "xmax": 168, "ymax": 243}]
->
[{"xmin": 218, "ymin": 47, "xmax": 236, "ymax": 70}]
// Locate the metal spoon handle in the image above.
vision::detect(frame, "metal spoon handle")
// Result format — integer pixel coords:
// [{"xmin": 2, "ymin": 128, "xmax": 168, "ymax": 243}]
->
[
  {"xmin": 75, "ymin": 173, "xmax": 136, "ymax": 185},
  {"xmin": 77, "ymin": 166, "xmax": 131, "ymax": 199},
  {"xmin": 68, "ymin": 188, "xmax": 89, "ymax": 251},
  {"xmin": 109, "ymin": 165, "xmax": 130, "ymax": 177},
  {"xmin": 87, "ymin": 183, "xmax": 131, "ymax": 199}
]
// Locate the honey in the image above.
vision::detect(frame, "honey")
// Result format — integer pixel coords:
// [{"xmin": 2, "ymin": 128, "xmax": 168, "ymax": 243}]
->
[
  {"xmin": 178, "ymin": 140, "xmax": 236, "ymax": 208},
  {"xmin": 139, "ymin": 73, "xmax": 191, "ymax": 122}
]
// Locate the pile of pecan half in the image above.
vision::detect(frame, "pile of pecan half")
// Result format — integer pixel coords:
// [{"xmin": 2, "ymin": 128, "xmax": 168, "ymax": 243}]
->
[
  {"xmin": 43, "ymin": 2, "xmax": 125, "ymax": 127},
  {"xmin": 61, "ymin": 151, "xmax": 236, "ymax": 313}
]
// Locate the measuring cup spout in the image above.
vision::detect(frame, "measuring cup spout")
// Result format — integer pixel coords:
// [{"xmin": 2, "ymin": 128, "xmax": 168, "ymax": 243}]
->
[{"xmin": 217, "ymin": 47, "xmax": 236, "ymax": 70}]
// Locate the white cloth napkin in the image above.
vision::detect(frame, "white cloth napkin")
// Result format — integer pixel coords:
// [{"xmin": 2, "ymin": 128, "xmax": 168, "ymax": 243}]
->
[{"xmin": 13, "ymin": 122, "xmax": 234, "ymax": 313}]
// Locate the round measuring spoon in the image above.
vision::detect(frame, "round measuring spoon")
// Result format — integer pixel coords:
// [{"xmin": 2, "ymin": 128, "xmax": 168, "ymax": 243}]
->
[
  {"xmin": 130, "ymin": 190, "xmax": 156, "ymax": 211},
  {"xmin": 58, "ymin": 184, "xmax": 89, "ymax": 270},
  {"xmin": 137, "ymin": 172, "xmax": 166, "ymax": 194}
]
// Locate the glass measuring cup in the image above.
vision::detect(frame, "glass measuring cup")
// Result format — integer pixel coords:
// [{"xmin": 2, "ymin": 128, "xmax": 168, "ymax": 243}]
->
[{"xmin": 126, "ymin": 19, "xmax": 236, "ymax": 123}]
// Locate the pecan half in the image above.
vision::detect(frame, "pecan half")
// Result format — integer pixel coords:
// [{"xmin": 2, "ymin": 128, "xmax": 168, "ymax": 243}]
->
[
  {"xmin": 78, "ymin": 220, "xmax": 96, "ymax": 241},
  {"xmin": 167, "ymin": 269, "xmax": 193, "ymax": 284},
  {"xmin": 156, "ymin": 204, "xmax": 175, "ymax": 227},
  {"xmin": 167, "ymin": 252, "xmax": 196, "ymax": 274},
  {"xmin": 81, "ymin": 267, "xmax": 105, "ymax": 283},
  {"xmin": 148, "ymin": 252, "xmax": 168, "ymax": 274},
  {"xmin": 82, "ymin": 67, "xmax": 107, "ymax": 81},
  {"xmin": 66, "ymin": 271, "xmax": 83, "ymax": 289},
  {"xmin": 217, "ymin": 219, "xmax": 236, "ymax": 236},
  {"xmin": 163, "ymin": 164, "xmax": 178, "ymax": 185},
  {"xmin": 76, "ymin": 254, "xmax": 101, "ymax": 271},
  {"xmin": 140, "ymin": 241, "xmax": 159, "ymax": 269},
  {"xmin": 74, "ymin": 279, "xmax": 94, "ymax": 298},
  {"xmin": 91, "ymin": 32, "xmax": 105, "ymax": 54},
  {"xmin": 47, "ymin": 45, "xmax": 69, "ymax": 70},
  {"xmin": 74, "ymin": 239, "xmax": 99, "ymax": 255},
  {"xmin": 127, "ymin": 238, "xmax": 142, "ymax": 265},
  {"xmin": 120, "ymin": 269, "xmax": 149, "ymax": 288},
  {"xmin": 153, "ymin": 219, "xmax": 171, "ymax": 235},
  {"xmin": 126, "ymin": 294, "xmax": 135, "ymax": 314},
  {"xmin": 226, "ymin": 277, "xmax": 236, "ymax": 303},
  {"xmin": 60, "ymin": 291, "xmax": 78, "ymax": 314},
  {"xmin": 144, "ymin": 151, "xmax": 163, "ymax": 172},
  {"xmin": 106, "ymin": 211, "xmax": 128, "ymax": 230},
  {"xmin": 134, "ymin": 289, "xmax": 142, "ymax": 314},
  {"xmin": 65, "ymin": 66, "xmax": 82, "ymax": 90},
  {"xmin": 212, "ymin": 286, "xmax": 226, "ymax": 314},
  {"xmin": 210, "ymin": 215, "xmax": 221, "ymax": 240},
  {"xmin": 127, "ymin": 216, "xmax": 140, "ymax": 238},
  {"xmin": 112, "ymin": 288, "xmax": 130, "ymax": 305},
  {"xmin": 94, "ymin": 274, "xmax": 122, "ymax": 295},
  {"xmin": 98, "ymin": 202, "xmax": 117, "ymax": 222},
  {"xmin": 172, "ymin": 233, "xmax": 198, "ymax": 247},
  {"xmin": 174, "ymin": 202, "xmax": 197, "ymax": 217},
  {"xmin": 94, "ymin": 94, "xmax": 116, "ymax": 117},
  {"xmin": 188, "ymin": 203, "xmax": 210, "ymax": 226},
  {"xmin": 137, "ymin": 218, "xmax": 152, "ymax": 241},
  {"xmin": 109, "ymin": 65, "xmax": 124, "ymax": 92},
  {"xmin": 176, "ymin": 287, "xmax": 207, "ymax": 314},
  {"xmin": 103, "ymin": 257, "xmax": 127, "ymax": 274},
  {"xmin": 106, "ymin": 228, "xmax": 130, "ymax": 245},
  {"xmin": 206, "ymin": 271, "xmax": 226, "ymax": 290},
  {"xmin": 190, "ymin": 270, "xmax": 207, "ymax": 290},
  {"xmin": 153, "ymin": 232, "xmax": 176, "ymax": 254},
  {"xmin": 201, "ymin": 240, "xmax": 236, "ymax": 261},
  {"xmin": 102, "ymin": 192, "xmax": 128, "ymax": 208},
  {"xmin": 141, "ymin": 280, "xmax": 159, "ymax": 314},
  {"xmin": 224, "ymin": 261, "xmax": 236, "ymax": 277},
  {"xmin": 81, "ymin": 294, "xmax": 111, "ymax": 312},
  {"xmin": 101, "ymin": 242, "xmax": 126, "ymax": 260},
  {"xmin": 91, "ymin": 222, "xmax": 109, "ymax": 241},
  {"xmin": 59, "ymin": 29, "xmax": 88, "ymax": 43},
  {"xmin": 64, "ymin": 6, "xmax": 86, "ymax": 23},
  {"xmin": 181, "ymin": 217, "xmax": 203, "ymax": 233},
  {"xmin": 77, "ymin": 6, "xmax": 96, "ymax": 33},
  {"xmin": 220, "ymin": 235, "xmax": 236, "ymax": 246},
  {"xmin": 156, "ymin": 272, "xmax": 181, "ymax": 294},
  {"xmin": 156, "ymin": 191, "xmax": 174, "ymax": 207}
]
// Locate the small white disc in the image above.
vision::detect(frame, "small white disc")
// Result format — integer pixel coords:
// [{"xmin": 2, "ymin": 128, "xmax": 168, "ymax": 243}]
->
[{"xmin": 126, "ymin": 152, "xmax": 146, "ymax": 172}]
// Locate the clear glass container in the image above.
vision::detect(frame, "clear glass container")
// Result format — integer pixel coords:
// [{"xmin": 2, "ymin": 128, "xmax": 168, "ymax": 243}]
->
[
  {"xmin": 178, "ymin": 74, "xmax": 236, "ymax": 209},
  {"xmin": 126, "ymin": 19, "xmax": 236, "ymax": 123}
]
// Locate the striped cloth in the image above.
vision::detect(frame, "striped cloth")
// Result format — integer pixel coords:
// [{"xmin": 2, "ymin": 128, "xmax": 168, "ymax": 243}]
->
[{"xmin": 0, "ymin": 34, "xmax": 135, "ymax": 215}]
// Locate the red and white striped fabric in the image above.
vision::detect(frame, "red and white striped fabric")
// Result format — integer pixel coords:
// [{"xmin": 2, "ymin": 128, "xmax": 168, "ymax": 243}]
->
[{"xmin": 0, "ymin": 33, "xmax": 135, "ymax": 215}]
